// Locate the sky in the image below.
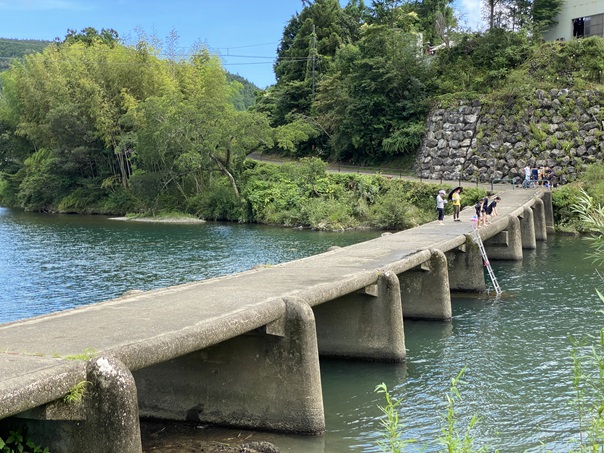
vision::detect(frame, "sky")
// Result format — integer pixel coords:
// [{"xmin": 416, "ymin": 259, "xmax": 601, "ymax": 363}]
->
[{"xmin": 0, "ymin": 0, "xmax": 483, "ymax": 89}]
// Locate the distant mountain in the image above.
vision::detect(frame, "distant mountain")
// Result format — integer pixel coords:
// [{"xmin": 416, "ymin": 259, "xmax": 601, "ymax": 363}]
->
[
  {"xmin": 0, "ymin": 38, "xmax": 51, "ymax": 71},
  {"xmin": 226, "ymin": 73, "xmax": 260, "ymax": 110}
]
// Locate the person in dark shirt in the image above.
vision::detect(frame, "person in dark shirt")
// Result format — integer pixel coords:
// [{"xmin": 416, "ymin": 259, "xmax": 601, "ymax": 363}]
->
[{"xmin": 486, "ymin": 196, "xmax": 501, "ymax": 223}]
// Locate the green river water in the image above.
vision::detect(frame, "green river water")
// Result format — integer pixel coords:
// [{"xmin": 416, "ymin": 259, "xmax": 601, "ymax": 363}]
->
[{"xmin": 0, "ymin": 207, "xmax": 601, "ymax": 452}]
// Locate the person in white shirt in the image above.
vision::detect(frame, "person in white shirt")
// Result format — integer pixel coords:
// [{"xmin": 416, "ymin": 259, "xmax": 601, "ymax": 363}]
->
[{"xmin": 436, "ymin": 190, "xmax": 447, "ymax": 225}]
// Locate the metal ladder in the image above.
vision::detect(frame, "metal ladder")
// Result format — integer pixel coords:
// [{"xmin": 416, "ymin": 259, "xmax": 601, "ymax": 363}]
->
[{"xmin": 471, "ymin": 228, "xmax": 502, "ymax": 296}]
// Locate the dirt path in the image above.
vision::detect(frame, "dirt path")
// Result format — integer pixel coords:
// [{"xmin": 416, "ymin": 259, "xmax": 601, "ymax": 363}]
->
[{"xmin": 247, "ymin": 152, "xmax": 498, "ymax": 191}]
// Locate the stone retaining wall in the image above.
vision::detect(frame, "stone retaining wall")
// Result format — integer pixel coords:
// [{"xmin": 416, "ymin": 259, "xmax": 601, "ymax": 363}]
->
[{"xmin": 415, "ymin": 89, "xmax": 604, "ymax": 183}]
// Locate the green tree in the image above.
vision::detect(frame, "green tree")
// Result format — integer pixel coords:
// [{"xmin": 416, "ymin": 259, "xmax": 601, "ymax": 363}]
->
[
  {"xmin": 131, "ymin": 49, "xmax": 275, "ymax": 208},
  {"xmin": 260, "ymin": 0, "xmax": 360, "ymax": 130},
  {"xmin": 0, "ymin": 38, "xmax": 49, "ymax": 72},
  {"xmin": 315, "ymin": 22, "xmax": 430, "ymax": 163},
  {"xmin": 482, "ymin": 0, "xmax": 563, "ymax": 32},
  {"xmin": 63, "ymin": 27, "xmax": 119, "ymax": 47},
  {"xmin": 533, "ymin": 0, "xmax": 563, "ymax": 32},
  {"xmin": 0, "ymin": 30, "xmax": 174, "ymax": 209},
  {"xmin": 430, "ymin": 27, "xmax": 534, "ymax": 94}
]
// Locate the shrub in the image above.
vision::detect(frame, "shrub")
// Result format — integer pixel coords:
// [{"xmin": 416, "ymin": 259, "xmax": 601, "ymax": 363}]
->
[
  {"xmin": 552, "ymin": 183, "xmax": 585, "ymax": 230},
  {"xmin": 0, "ymin": 430, "xmax": 49, "ymax": 453},
  {"xmin": 581, "ymin": 163, "xmax": 604, "ymax": 206},
  {"xmin": 102, "ymin": 188, "xmax": 142, "ymax": 215},
  {"xmin": 187, "ymin": 181, "xmax": 245, "ymax": 222},
  {"xmin": 370, "ymin": 184, "xmax": 425, "ymax": 230},
  {"xmin": 300, "ymin": 196, "xmax": 357, "ymax": 231}
]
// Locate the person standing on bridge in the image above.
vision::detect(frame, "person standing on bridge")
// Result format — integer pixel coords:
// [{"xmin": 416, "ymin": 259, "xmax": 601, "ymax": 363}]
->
[
  {"xmin": 475, "ymin": 196, "xmax": 488, "ymax": 227},
  {"xmin": 523, "ymin": 164, "xmax": 531, "ymax": 189},
  {"xmin": 480, "ymin": 196, "xmax": 489, "ymax": 226},
  {"xmin": 450, "ymin": 187, "xmax": 462, "ymax": 222},
  {"xmin": 436, "ymin": 190, "xmax": 447, "ymax": 225}
]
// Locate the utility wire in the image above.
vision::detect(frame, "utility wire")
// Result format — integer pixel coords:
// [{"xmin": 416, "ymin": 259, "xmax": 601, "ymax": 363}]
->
[{"xmin": 0, "ymin": 54, "xmax": 313, "ymax": 64}]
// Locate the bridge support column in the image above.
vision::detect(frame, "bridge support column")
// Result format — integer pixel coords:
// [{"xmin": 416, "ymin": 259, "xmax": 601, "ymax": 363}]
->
[
  {"xmin": 542, "ymin": 191, "xmax": 555, "ymax": 235},
  {"xmin": 520, "ymin": 207, "xmax": 537, "ymax": 249},
  {"xmin": 398, "ymin": 249, "xmax": 451, "ymax": 320},
  {"xmin": 532, "ymin": 198, "xmax": 547, "ymax": 241},
  {"xmin": 313, "ymin": 271, "xmax": 405, "ymax": 362},
  {"xmin": 133, "ymin": 298, "xmax": 325, "ymax": 434},
  {"xmin": 2, "ymin": 356, "xmax": 141, "ymax": 453},
  {"xmin": 446, "ymin": 238, "xmax": 486, "ymax": 292},
  {"xmin": 484, "ymin": 216, "xmax": 523, "ymax": 260}
]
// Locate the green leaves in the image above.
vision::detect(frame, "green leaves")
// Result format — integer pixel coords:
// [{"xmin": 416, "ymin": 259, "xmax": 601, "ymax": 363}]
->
[
  {"xmin": 0, "ymin": 30, "xmax": 279, "ymax": 214},
  {"xmin": 375, "ymin": 382, "xmax": 416, "ymax": 453},
  {"xmin": 0, "ymin": 430, "xmax": 49, "ymax": 453}
]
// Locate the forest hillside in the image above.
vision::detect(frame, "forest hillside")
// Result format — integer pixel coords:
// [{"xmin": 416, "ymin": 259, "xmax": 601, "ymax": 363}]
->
[
  {"xmin": 0, "ymin": 38, "xmax": 49, "ymax": 71},
  {"xmin": 0, "ymin": 2, "xmax": 602, "ymax": 231}
]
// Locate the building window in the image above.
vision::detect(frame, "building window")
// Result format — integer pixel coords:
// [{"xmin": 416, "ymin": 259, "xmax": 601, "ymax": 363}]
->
[
  {"xmin": 573, "ymin": 14, "xmax": 604, "ymax": 38},
  {"xmin": 590, "ymin": 13, "xmax": 604, "ymax": 37}
]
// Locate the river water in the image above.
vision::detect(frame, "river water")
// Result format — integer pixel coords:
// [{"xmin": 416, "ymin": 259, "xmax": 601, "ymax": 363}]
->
[{"xmin": 0, "ymin": 207, "xmax": 601, "ymax": 452}]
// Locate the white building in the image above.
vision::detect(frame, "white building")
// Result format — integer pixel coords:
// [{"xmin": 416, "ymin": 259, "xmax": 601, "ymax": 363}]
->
[{"xmin": 542, "ymin": 0, "xmax": 604, "ymax": 42}]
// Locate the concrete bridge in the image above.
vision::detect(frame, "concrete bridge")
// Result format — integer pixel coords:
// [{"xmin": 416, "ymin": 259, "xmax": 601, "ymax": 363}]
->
[{"xmin": 0, "ymin": 189, "xmax": 554, "ymax": 452}]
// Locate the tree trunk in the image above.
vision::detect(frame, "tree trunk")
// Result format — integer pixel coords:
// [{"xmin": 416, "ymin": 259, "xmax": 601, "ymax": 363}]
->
[
  {"xmin": 116, "ymin": 150, "xmax": 129, "ymax": 189},
  {"xmin": 209, "ymin": 154, "xmax": 240, "ymax": 199}
]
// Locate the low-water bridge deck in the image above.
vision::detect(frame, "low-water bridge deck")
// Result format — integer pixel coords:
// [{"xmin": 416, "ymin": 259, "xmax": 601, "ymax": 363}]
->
[{"xmin": 0, "ymin": 188, "xmax": 553, "ymax": 452}]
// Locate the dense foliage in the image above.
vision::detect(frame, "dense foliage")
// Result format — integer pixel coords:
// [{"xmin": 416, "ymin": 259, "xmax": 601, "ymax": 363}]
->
[
  {"xmin": 481, "ymin": 0, "xmax": 563, "ymax": 32},
  {"xmin": 258, "ymin": 0, "xmax": 450, "ymax": 164},
  {"xmin": 552, "ymin": 162, "xmax": 604, "ymax": 232},
  {"xmin": 0, "ymin": 30, "xmax": 313, "ymax": 216},
  {"xmin": 240, "ymin": 157, "xmax": 485, "ymax": 230},
  {"xmin": 1, "ymin": 1, "xmax": 603, "ymax": 228},
  {"xmin": 256, "ymin": 0, "xmax": 595, "ymax": 165}
]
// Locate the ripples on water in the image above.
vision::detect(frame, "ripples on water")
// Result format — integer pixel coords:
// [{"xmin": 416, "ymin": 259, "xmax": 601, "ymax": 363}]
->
[
  {"xmin": 298, "ymin": 235, "xmax": 601, "ymax": 453},
  {"xmin": 1, "ymin": 208, "xmax": 602, "ymax": 452},
  {"xmin": 0, "ymin": 208, "xmax": 379, "ymax": 324}
]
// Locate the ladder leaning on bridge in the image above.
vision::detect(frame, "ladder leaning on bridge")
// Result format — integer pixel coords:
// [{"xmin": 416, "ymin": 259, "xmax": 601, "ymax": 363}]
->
[{"xmin": 470, "ymin": 227, "xmax": 502, "ymax": 296}]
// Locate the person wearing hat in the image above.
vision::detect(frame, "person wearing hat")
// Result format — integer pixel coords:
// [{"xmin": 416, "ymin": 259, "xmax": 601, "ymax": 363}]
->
[{"xmin": 436, "ymin": 190, "xmax": 447, "ymax": 225}]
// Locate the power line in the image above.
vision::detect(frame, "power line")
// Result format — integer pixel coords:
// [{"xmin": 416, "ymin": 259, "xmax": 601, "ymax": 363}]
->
[
  {"xmin": 213, "ymin": 41, "xmax": 279, "ymax": 50},
  {"xmin": 0, "ymin": 55, "xmax": 313, "ymax": 66},
  {"xmin": 0, "ymin": 37, "xmax": 314, "ymax": 66},
  {"xmin": 217, "ymin": 54, "xmax": 274, "ymax": 60}
]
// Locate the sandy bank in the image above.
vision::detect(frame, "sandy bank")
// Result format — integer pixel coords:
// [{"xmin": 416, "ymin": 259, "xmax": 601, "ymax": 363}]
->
[{"xmin": 109, "ymin": 217, "xmax": 206, "ymax": 224}]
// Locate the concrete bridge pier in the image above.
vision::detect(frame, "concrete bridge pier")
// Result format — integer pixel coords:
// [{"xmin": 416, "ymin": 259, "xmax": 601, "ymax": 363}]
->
[
  {"xmin": 484, "ymin": 216, "xmax": 523, "ymax": 260},
  {"xmin": 398, "ymin": 249, "xmax": 452, "ymax": 320},
  {"xmin": 446, "ymin": 238, "xmax": 487, "ymax": 293},
  {"xmin": 133, "ymin": 298, "xmax": 325, "ymax": 434},
  {"xmin": 520, "ymin": 206, "xmax": 537, "ymax": 249},
  {"xmin": 542, "ymin": 191, "xmax": 555, "ymax": 235},
  {"xmin": 1, "ymin": 356, "xmax": 141, "ymax": 453},
  {"xmin": 532, "ymin": 198, "xmax": 548, "ymax": 241},
  {"xmin": 313, "ymin": 271, "xmax": 406, "ymax": 362}
]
